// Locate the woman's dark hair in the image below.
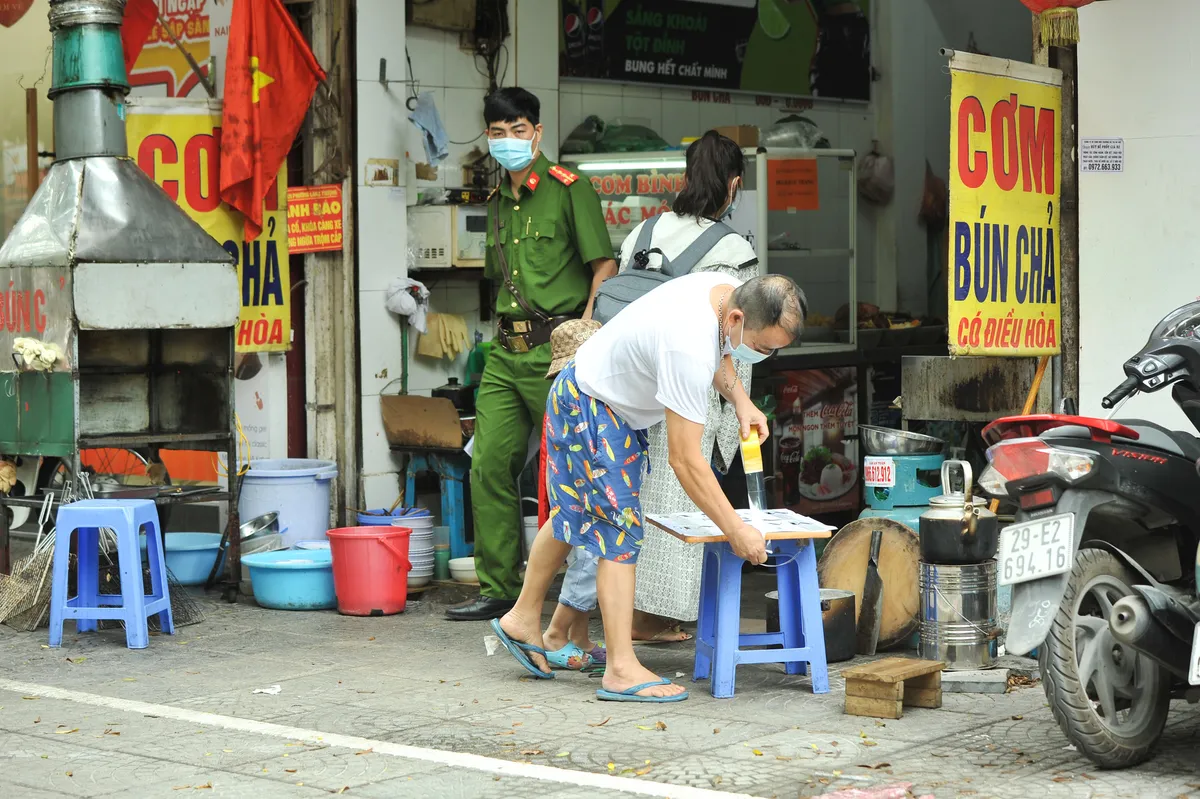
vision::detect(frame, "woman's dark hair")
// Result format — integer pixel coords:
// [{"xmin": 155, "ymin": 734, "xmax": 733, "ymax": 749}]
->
[
  {"xmin": 672, "ymin": 131, "xmax": 745, "ymax": 220},
  {"xmin": 484, "ymin": 87, "xmax": 540, "ymax": 126}
]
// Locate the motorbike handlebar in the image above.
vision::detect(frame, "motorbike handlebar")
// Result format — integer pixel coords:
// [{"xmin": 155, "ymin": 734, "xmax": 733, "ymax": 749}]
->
[{"xmin": 1101, "ymin": 376, "xmax": 1140, "ymax": 409}]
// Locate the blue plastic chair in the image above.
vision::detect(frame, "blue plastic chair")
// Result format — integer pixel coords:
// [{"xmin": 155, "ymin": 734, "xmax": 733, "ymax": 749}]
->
[
  {"xmin": 48, "ymin": 500, "xmax": 174, "ymax": 649},
  {"xmin": 693, "ymin": 538, "xmax": 830, "ymax": 698},
  {"xmin": 405, "ymin": 451, "xmax": 472, "ymax": 559}
]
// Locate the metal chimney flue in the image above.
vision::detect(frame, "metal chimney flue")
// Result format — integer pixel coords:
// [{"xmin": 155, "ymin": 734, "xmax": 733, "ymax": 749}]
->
[{"xmin": 48, "ymin": 0, "xmax": 131, "ymax": 161}]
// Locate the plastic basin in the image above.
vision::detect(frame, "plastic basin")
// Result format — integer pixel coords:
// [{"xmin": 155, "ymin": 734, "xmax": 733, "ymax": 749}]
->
[
  {"xmin": 138, "ymin": 532, "xmax": 224, "ymax": 586},
  {"xmin": 357, "ymin": 508, "xmax": 431, "ymax": 527},
  {"xmin": 241, "ymin": 549, "xmax": 337, "ymax": 611}
]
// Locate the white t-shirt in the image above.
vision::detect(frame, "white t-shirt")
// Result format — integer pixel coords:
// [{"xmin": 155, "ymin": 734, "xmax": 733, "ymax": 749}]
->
[
  {"xmin": 575, "ymin": 272, "xmax": 740, "ymax": 430},
  {"xmin": 618, "ymin": 212, "xmax": 758, "ymax": 273}
]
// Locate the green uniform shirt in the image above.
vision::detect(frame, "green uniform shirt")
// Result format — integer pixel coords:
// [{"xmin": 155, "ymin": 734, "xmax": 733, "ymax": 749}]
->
[{"xmin": 485, "ymin": 153, "xmax": 613, "ymax": 319}]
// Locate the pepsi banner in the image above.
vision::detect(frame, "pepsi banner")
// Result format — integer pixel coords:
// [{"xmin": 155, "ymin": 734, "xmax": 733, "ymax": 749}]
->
[{"xmin": 559, "ymin": 0, "xmax": 870, "ymax": 101}]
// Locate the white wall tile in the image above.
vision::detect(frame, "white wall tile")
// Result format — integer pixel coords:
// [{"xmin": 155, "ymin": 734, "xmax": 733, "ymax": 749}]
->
[
  {"xmin": 515, "ymin": 0, "xmax": 559, "ymax": 90},
  {"xmin": 357, "ymin": 0, "xmax": 406, "ymax": 72},
  {"xmin": 559, "ymin": 91, "xmax": 585, "ymax": 139},
  {"xmin": 538, "ymin": 91, "xmax": 560, "ymax": 162},
  {"xmin": 577, "ymin": 89, "xmax": 623, "ymax": 126},
  {"xmin": 357, "ymin": 185, "xmax": 409, "ymax": 292},
  {"xmin": 360, "ymin": 394, "xmax": 406, "ymax": 474},
  {"xmin": 405, "ymin": 26, "xmax": 448, "ymax": 89},
  {"xmin": 445, "ymin": 40, "xmax": 491, "ymax": 91},
  {"xmin": 615, "ymin": 95, "xmax": 662, "ymax": 135},
  {"xmin": 357, "ymin": 81, "xmax": 421, "ymax": 185},
  {"xmin": 660, "ymin": 98, "xmax": 702, "ymax": 146},
  {"xmin": 362, "ymin": 471, "xmax": 404, "ymax": 511},
  {"xmin": 358, "ymin": 289, "xmax": 406, "ymax": 396},
  {"xmin": 443, "ymin": 86, "xmax": 489, "ymax": 181},
  {"xmin": 564, "ymin": 78, "xmax": 620, "ymax": 97}
]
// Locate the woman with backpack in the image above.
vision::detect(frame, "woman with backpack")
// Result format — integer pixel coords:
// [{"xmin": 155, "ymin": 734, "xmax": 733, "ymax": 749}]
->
[{"xmin": 537, "ymin": 130, "xmax": 760, "ymax": 662}]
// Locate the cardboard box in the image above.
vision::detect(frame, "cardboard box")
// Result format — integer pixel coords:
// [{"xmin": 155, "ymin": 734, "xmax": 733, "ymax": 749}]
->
[{"xmin": 714, "ymin": 125, "xmax": 759, "ymax": 147}]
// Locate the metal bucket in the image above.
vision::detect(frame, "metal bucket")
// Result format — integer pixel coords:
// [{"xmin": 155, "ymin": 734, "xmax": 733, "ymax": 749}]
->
[
  {"xmin": 919, "ymin": 560, "xmax": 999, "ymax": 670},
  {"xmin": 764, "ymin": 588, "xmax": 857, "ymax": 663}
]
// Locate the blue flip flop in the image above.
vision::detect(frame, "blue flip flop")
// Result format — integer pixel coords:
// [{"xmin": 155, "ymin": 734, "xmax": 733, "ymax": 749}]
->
[
  {"xmin": 596, "ymin": 678, "xmax": 688, "ymax": 703},
  {"xmin": 545, "ymin": 642, "xmax": 591, "ymax": 670},
  {"xmin": 490, "ymin": 618, "xmax": 554, "ymax": 680}
]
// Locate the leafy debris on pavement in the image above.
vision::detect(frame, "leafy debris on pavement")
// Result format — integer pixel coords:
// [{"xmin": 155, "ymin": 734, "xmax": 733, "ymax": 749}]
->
[{"xmin": 587, "ymin": 717, "xmax": 611, "ymax": 727}]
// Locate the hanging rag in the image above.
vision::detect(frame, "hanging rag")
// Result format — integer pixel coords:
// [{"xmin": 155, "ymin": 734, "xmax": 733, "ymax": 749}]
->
[
  {"xmin": 408, "ymin": 91, "xmax": 449, "ymax": 165},
  {"xmin": 385, "ymin": 277, "xmax": 431, "ymax": 334}
]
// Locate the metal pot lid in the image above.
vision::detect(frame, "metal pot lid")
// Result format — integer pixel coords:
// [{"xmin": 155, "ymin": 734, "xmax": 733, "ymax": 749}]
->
[{"xmin": 927, "ymin": 494, "xmax": 987, "ymax": 509}]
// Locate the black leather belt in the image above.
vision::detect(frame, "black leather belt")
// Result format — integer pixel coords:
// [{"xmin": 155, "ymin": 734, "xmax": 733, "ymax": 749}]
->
[{"xmin": 498, "ymin": 315, "xmax": 579, "ymax": 353}]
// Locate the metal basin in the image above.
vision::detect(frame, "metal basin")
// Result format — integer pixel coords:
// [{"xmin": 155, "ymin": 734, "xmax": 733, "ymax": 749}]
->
[
  {"xmin": 859, "ymin": 425, "xmax": 945, "ymax": 456},
  {"xmin": 240, "ymin": 511, "xmax": 281, "ymax": 542}
]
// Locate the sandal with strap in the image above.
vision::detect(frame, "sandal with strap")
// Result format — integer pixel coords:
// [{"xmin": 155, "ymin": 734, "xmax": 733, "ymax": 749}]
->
[
  {"xmin": 596, "ymin": 677, "xmax": 688, "ymax": 703},
  {"xmin": 490, "ymin": 619, "xmax": 554, "ymax": 680}
]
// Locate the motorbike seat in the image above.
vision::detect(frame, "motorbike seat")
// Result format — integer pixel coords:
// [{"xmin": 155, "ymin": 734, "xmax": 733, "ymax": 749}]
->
[
  {"xmin": 1041, "ymin": 421, "xmax": 1200, "ymax": 460},
  {"xmin": 1116, "ymin": 420, "xmax": 1200, "ymax": 460}
]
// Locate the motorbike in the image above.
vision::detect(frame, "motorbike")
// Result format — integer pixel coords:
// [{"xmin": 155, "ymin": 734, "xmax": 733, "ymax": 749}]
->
[{"xmin": 978, "ymin": 302, "xmax": 1200, "ymax": 768}]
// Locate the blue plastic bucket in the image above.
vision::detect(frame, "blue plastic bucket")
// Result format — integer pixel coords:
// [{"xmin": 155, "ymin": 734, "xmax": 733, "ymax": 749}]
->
[
  {"xmin": 241, "ymin": 549, "xmax": 337, "ymax": 610},
  {"xmin": 239, "ymin": 459, "xmax": 338, "ymax": 548},
  {"xmin": 356, "ymin": 507, "xmax": 431, "ymax": 527},
  {"xmin": 139, "ymin": 533, "xmax": 224, "ymax": 586}
]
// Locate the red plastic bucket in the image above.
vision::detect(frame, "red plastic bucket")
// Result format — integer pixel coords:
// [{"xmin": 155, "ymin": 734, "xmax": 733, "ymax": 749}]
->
[{"xmin": 327, "ymin": 526, "xmax": 412, "ymax": 616}]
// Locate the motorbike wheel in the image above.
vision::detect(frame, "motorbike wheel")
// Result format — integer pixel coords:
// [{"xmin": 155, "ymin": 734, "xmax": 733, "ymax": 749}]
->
[{"xmin": 1039, "ymin": 548, "xmax": 1171, "ymax": 769}]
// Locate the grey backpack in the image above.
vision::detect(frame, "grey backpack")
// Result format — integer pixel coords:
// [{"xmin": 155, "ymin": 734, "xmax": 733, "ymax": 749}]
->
[{"xmin": 592, "ymin": 215, "xmax": 738, "ymax": 324}]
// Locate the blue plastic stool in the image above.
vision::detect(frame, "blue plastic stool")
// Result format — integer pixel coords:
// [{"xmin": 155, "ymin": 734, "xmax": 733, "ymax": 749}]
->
[
  {"xmin": 694, "ymin": 538, "xmax": 829, "ymax": 698},
  {"xmin": 405, "ymin": 450, "xmax": 472, "ymax": 559},
  {"xmin": 49, "ymin": 499, "xmax": 174, "ymax": 649}
]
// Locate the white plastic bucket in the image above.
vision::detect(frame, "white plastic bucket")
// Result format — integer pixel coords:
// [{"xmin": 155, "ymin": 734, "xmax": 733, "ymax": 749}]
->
[{"xmin": 239, "ymin": 459, "xmax": 338, "ymax": 548}]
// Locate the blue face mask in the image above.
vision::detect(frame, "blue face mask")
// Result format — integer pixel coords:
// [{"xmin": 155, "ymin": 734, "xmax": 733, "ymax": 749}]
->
[
  {"xmin": 489, "ymin": 135, "xmax": 537, "ymax": 172},
  {"xmin": 722, "ymin": 189, "xmax": 741, "ymax": 220},
  {"xmin": 724, "ymin": 317, "xmax": 771, "ymax": 364}
]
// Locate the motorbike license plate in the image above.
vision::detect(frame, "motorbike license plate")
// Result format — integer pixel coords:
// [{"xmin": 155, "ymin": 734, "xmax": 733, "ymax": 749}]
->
[
  {"xmin": 1190, "ymin": 623, "xmax": 1200, "ymax": 686},
  {"xmin": 998, "ymin": 513, "xmax": 1074, "ymax": 586}
]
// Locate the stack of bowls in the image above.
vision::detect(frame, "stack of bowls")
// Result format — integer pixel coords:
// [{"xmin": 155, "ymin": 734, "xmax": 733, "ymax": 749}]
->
[{"xmin": 392, "ymin": 511, "xmax": 435, "ymax": 588}]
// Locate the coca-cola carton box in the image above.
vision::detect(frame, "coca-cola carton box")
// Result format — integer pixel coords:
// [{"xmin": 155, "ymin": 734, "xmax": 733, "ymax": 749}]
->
[{"xmin": 773, "ymin": 368, "xmax": 859, "ymax": 515}]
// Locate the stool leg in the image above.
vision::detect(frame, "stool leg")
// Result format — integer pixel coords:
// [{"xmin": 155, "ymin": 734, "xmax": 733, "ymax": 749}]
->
[
  {"xmin": 710, "ymin": 543, "xmax": 743, "ymax": 699},
  {"xmin": 74, "ymin": 527, "xmax": 100, "ymax": 633},
  {"xmin": 797, "ymin": 540, "xmax": 830, "ymax": 694},
  {"xmin": 693, "ymin": 544, "xmax": 719, "ymax": 682},
  {"xmin": 774, "ymin": 540, "xmax": 804, "ymax": 676},
  {"xmin": 47, "ymin": 526, "xmax": 75, "ymax": 647},
  {"xmin": 116, "ymin": 529, "xmax": 149, "ymax": 650},
  {"xmin": 144, "ymin": 521, "xmax": 174, "ymax": 635}
]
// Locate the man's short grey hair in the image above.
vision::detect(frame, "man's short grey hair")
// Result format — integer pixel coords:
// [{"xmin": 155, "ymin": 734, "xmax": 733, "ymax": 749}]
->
[{"xmin": 730, "ymin": 274, "xmax": 808, "ymax": 340}]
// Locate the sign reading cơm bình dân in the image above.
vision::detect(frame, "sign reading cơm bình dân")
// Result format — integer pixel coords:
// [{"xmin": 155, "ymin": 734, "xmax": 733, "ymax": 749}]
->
[
  {"xmin": 287, "ymin": 185, "xmax": 344, "ymax": 254},
  {"xmin": 947, "ymin": 52, "xmax": 1063, "ymax": 356}
]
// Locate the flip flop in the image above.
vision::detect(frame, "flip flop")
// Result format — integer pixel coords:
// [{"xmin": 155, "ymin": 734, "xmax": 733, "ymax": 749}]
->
[
  {"xmin": 545, "ymin": 642, "xmax": 590, "ymax": 670},
  {"xmin": 490, "ymin": 618, "xmax": 554, "ymax": 680},
  {"xmin": 633, "ymin": 625, "xmax": 693, "ymax": 645},
  {"xmin": 596, "ymin": 678, "xmax": 688, "ymax": 703}
]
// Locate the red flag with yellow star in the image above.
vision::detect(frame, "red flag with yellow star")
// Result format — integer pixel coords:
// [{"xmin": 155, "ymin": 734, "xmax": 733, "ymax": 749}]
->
[{"xmin": 220, "ymin": 0, "xmax": 325, "ymax": 240}]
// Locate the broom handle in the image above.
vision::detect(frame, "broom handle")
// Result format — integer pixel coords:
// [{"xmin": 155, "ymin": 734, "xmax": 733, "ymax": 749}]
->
[{"xmin": 988, "ymin": 354, "xmax": 1051, "ymax": 513}]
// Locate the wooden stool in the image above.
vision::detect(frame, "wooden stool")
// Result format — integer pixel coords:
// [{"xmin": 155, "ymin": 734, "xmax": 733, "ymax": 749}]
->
[{"xmin": 841, "ymin": 657, "xmax": 945, "ymax": 719}]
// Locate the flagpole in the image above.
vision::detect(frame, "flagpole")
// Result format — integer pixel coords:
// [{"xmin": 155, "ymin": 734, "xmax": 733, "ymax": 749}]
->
[{"xmin": 156, "ymin": 12, "xmax": 217, "ymax": 98}]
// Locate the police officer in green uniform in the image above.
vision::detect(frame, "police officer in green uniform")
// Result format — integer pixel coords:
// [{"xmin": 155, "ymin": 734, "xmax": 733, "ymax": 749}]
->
[{"xmin": 448, "ymin": 88, "xmax": 616, "ymax": 620}]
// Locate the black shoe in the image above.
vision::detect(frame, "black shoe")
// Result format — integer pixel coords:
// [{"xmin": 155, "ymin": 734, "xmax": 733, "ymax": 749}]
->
[{"xmin": 445, "ymin": 596, "xmax": 516, "ymax": 621}]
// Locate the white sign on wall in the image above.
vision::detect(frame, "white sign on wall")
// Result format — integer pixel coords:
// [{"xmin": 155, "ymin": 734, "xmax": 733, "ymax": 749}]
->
[{"xmin": 1081, "ymin": 138, "xmax": 1124, "ymax": 173}]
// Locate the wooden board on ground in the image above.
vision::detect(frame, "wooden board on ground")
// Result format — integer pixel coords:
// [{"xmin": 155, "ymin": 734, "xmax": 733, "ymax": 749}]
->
[
  {"xmin": 648, "ymin": 509, "xmax": 834, "ymax": 544},
  {"xmin": 817, "ymin": 518, "xmax": 920, "ymax": 649},
  {"xmin": 380, "ymin": 395, "xmax": 462, "ymax": 450},
  {"xmin": 843, "ymin": 657, "xmax": 945, "ymax": 719}
]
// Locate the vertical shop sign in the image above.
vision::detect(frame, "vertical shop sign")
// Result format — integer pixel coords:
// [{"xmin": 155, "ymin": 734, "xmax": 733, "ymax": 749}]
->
[
  {"xmin": 128, "ymin": 0, "xmax": 233, "ymax": 98},
  {"xmin": 947, "ymin": 52, "xmax": 1063, "ymax": 356},
  {"xmin": 287, "ymin": 185, "xmax": 344, "ymax": 254},
  {"xmin": 126, "ymin": 99, "xmax": 290, "ymax": 353}
]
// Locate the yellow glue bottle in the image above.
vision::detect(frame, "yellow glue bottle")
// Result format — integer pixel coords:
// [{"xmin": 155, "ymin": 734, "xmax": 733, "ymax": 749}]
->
[{"xmin": 741, "ymin": 430, "xmax": 767, "ymax": 512}]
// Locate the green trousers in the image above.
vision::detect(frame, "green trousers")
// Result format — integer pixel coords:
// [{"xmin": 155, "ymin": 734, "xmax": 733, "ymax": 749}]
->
[{"xmin": 471, "ymin": 342, "xmax": 553, "ymax": 599}]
